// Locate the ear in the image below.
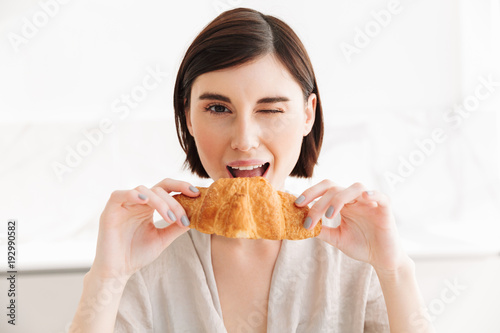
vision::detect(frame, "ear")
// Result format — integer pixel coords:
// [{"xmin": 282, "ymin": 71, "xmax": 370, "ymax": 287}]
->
[
  {"xmin": 303, "ymin": 93, "xmax": 316, "ymax": 136},
  {"xmin": 184, "ymin": 98, "xmax": 194, "ymax": 137}
]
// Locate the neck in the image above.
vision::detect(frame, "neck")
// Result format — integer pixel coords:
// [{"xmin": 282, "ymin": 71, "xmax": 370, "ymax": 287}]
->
[
  {"xmin": 275, "ymin": 179, "xmax": 285, "ymax": 191},
  {"xmin": 211, "ymin": 234, "xmax": 282, "ymax": 255}
]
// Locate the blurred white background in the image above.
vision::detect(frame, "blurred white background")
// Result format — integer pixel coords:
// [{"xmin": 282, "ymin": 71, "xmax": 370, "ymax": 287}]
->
[{"xmin": 1, "ymin": 0, "xmax": 500, "ymax": 332}]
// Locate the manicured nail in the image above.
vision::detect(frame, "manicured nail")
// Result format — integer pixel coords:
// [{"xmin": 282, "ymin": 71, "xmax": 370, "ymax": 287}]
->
[
  {"xmin": 295, "ymin": 195, "xmax": 305, "ymax": 205},
  {"xmin": 365, "ymin": 191, "xmax": 374, "ymax": 196},
  {"xmin": 167, "ymin": 210, "xmax": 177, "ymax": 222},
  {"xmin": 325, "ymin": 205, "xmax": 334, "ymax": 219},
  {"xmin": 189, "ymin": 185, "xmax": 199, "ymax": 193},
  {"xmin": 303, "ymin": 216, "xmax": 312, "ymax": 229},
  {"xmin": 181, "ymin": 215, "xmax": 190, "ymax": 227},
  {"xmin": 138, "ymin": 193, "xmax": 147, "ymax": 200}
]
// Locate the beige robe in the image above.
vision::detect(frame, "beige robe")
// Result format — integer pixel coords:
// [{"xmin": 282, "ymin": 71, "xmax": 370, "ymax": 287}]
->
[{"xmin": 115, "ymin": 227, "xmax": 390, "ymax": 332}]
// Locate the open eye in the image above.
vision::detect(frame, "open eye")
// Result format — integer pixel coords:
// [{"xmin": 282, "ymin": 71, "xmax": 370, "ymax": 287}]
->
[{"xmin": 205, "ymin": 104, "xmax": 230, "ymax": 115}]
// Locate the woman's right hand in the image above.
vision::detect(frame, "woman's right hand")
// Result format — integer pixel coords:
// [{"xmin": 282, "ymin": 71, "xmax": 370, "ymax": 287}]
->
[{"xmin": 89, "ymin": 178, "xmax": 200, "ymax": 281}]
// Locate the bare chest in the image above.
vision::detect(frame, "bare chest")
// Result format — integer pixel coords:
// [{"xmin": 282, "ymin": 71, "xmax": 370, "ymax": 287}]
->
[{"xmin": 211, "ymin": 240, "xmax": 281, "ymax": 333}]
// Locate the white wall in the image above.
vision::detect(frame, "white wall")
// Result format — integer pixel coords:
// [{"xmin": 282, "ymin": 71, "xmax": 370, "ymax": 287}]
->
[
  {"xmin": 2, "ymin": 256, "xmax": 500, "ymax": 333},
  {"xmin": 1, "ymin": 0, "xmax": 500, "ymax": 332}
]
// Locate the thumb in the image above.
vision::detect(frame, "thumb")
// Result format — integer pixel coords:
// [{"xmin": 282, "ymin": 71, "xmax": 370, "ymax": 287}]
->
[
  {"xmin": 156, "ymin": 222, "xmax": 191, "ymax": 250},
  {"xmin": 317, "ymin": 210, "xmax": 343, "ymax": 247},
  {"xmin": 317, "ymin": 225, "xmax": 342, "ymax": 248}
]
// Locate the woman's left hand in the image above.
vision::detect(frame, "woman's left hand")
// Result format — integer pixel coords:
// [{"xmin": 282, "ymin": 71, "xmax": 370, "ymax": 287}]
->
[{"xmin": 295, "ymin": 179, "xmax": 409, "ymax": 273}]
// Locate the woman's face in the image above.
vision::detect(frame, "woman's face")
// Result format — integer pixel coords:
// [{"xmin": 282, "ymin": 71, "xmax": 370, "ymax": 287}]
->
[{"xmin": 185, "ymin": 53, "xmax": 316, "ymax": 190}]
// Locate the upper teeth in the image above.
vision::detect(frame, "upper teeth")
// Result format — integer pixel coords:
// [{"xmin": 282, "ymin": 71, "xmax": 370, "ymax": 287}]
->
[{"xmin": 229, "ymin": 163, "xmax": 265, "ymax": 170}]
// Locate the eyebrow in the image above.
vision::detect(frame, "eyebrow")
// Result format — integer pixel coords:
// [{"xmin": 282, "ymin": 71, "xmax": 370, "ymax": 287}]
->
[{"xmin": 198, "ymin": 92, "xmax": 290, "ymax": 104}]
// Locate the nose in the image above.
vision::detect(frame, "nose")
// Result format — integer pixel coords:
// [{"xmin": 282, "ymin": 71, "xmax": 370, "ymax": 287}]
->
[{"xmin": 230, "ymin": 114, "xmax": 260, "ymax": 151}]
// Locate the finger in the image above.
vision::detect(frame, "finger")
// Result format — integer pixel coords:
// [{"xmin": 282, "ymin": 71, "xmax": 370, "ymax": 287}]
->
[
  {"xmin": 359, "ymin": 190, "xmax": 392, "ymax": 210},
  {"xmin": 129, "ymin": 185, "xmax": 193, "ymax": 247},
  {"xmin": 330, "ymin": 182, "xmax": 369, "ymax": 213},
  {"xmin": 151, "ymin": 186, "xmax": 191, "ymax": 228},
  {"xmin": 317, "ymin": 223, "xmax": 342, "ymax": 248},
  {"xmin": 304, "ymin": 187, "xmax": 341, "ymax": 230},
  {"xmin": 154, "ymin": 178, "xmax": 201, "ymax": 197},
  {"xmin": 108, "ymin": 189, "xmax": 146, "ymax": 206},
  {"xmin": 152, "ymin": 178, "xmax": 201, "ymax": 228},
  {"xmin": 294, "ymin": 179, "xmax": 342, "ymax": 208},
  {"xmin": 109, "ymin": 186, "xmax": 181, "ymax": 230},
  {"xmin": 304, "ymin": 182, "xmax": 368, "ymax": 230},
  {"xmin": 155, "ymin": 221, "xmax": 192, "ymax": 247},
  {"xmin": 109, "ymin": 186, "xmax": 162, "ymax": 206}
]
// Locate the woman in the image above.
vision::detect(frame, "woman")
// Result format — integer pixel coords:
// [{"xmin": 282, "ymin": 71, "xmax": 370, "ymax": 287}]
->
[{"xmin": 70, "ymin": 8, "xmax": 434, "ymax": 333}]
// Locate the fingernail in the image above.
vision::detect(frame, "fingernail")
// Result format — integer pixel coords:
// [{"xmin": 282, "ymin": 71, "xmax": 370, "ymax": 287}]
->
[
  {"xmin": 366, "ymin": 191, "xmax": 374, "ymax": 196},
  {"xmin": 138, "ymin": 193, "xmax": 147, "ymax": 200},
  {"xmin": 167, "ymin": 210, "xmax": 177, "ymax": 222},
  {"xmin": 295, "ymin": 195, "xmax": 305, "ymax": 205},
  {"xmin": 181, "ymin": 215, "xmax": 190, "ymax": 227},
  {"xmin": 189, "ymin": 185, "xmax": 199, "ymax": 193},
  {"xmin": 326, "ymin": 205, "xmax": 334, "ymax": 219},
  {"xmin": 303, "ymin": 216, "xmax": 312, "ymax": 229}
]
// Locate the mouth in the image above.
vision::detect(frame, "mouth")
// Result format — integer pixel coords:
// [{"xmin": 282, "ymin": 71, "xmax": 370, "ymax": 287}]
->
[{"xmin": 226, "ymin": 162, "xmax": 270, "ymax": 178}]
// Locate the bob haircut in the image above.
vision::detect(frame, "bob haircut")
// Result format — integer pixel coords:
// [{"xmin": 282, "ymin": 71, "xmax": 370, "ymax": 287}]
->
[{"xmin": 174, "ymin": 7, "xmax": 324, "ymax": 178}]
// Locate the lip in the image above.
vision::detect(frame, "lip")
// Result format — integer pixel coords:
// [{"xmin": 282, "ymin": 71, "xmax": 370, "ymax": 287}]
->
[
  {"xmin": 227, "ymin": 159, "xmax": 268, "ymax": 167},
  {"xmin": 226, "ymin": 160, "xmax": 271, "ymax": 179}
]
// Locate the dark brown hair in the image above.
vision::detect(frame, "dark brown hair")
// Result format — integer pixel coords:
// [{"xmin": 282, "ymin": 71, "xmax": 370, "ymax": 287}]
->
[{"xmin": 174, "ymin": 7, "xmax": 323, "ymax": 178}]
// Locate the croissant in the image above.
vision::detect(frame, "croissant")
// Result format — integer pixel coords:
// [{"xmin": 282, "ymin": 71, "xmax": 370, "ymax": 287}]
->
[{"xmin": 172, "ymin": 176, "xmax": 322, "ymax": 240}]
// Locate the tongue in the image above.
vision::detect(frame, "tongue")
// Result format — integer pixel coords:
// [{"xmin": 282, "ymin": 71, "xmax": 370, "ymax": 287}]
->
[{"xmin": 233, "ymin": 165, "xmax": 266, "ymax": 178}]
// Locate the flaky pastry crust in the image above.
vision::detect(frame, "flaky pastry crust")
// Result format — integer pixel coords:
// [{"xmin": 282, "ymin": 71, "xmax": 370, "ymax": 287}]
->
[{"xmin": 172, "ymin": 177, "xmax": 322, "ymax": 240}]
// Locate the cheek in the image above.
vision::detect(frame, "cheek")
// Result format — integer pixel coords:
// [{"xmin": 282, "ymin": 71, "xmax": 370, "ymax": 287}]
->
[
  {"xmin": 266, "ymin": 114, "xmax": 303, "ymax": 143},
  {"xmin": 263, "ymin": 116, "xmax": 304, "ymax": 160},
  {"xmin": 260, "ymin": 114, "xmax": 297, "ymax": 140},
  {"xmin": 192, "ymin": 119, "xmax": 226, "ymax": 158}
]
